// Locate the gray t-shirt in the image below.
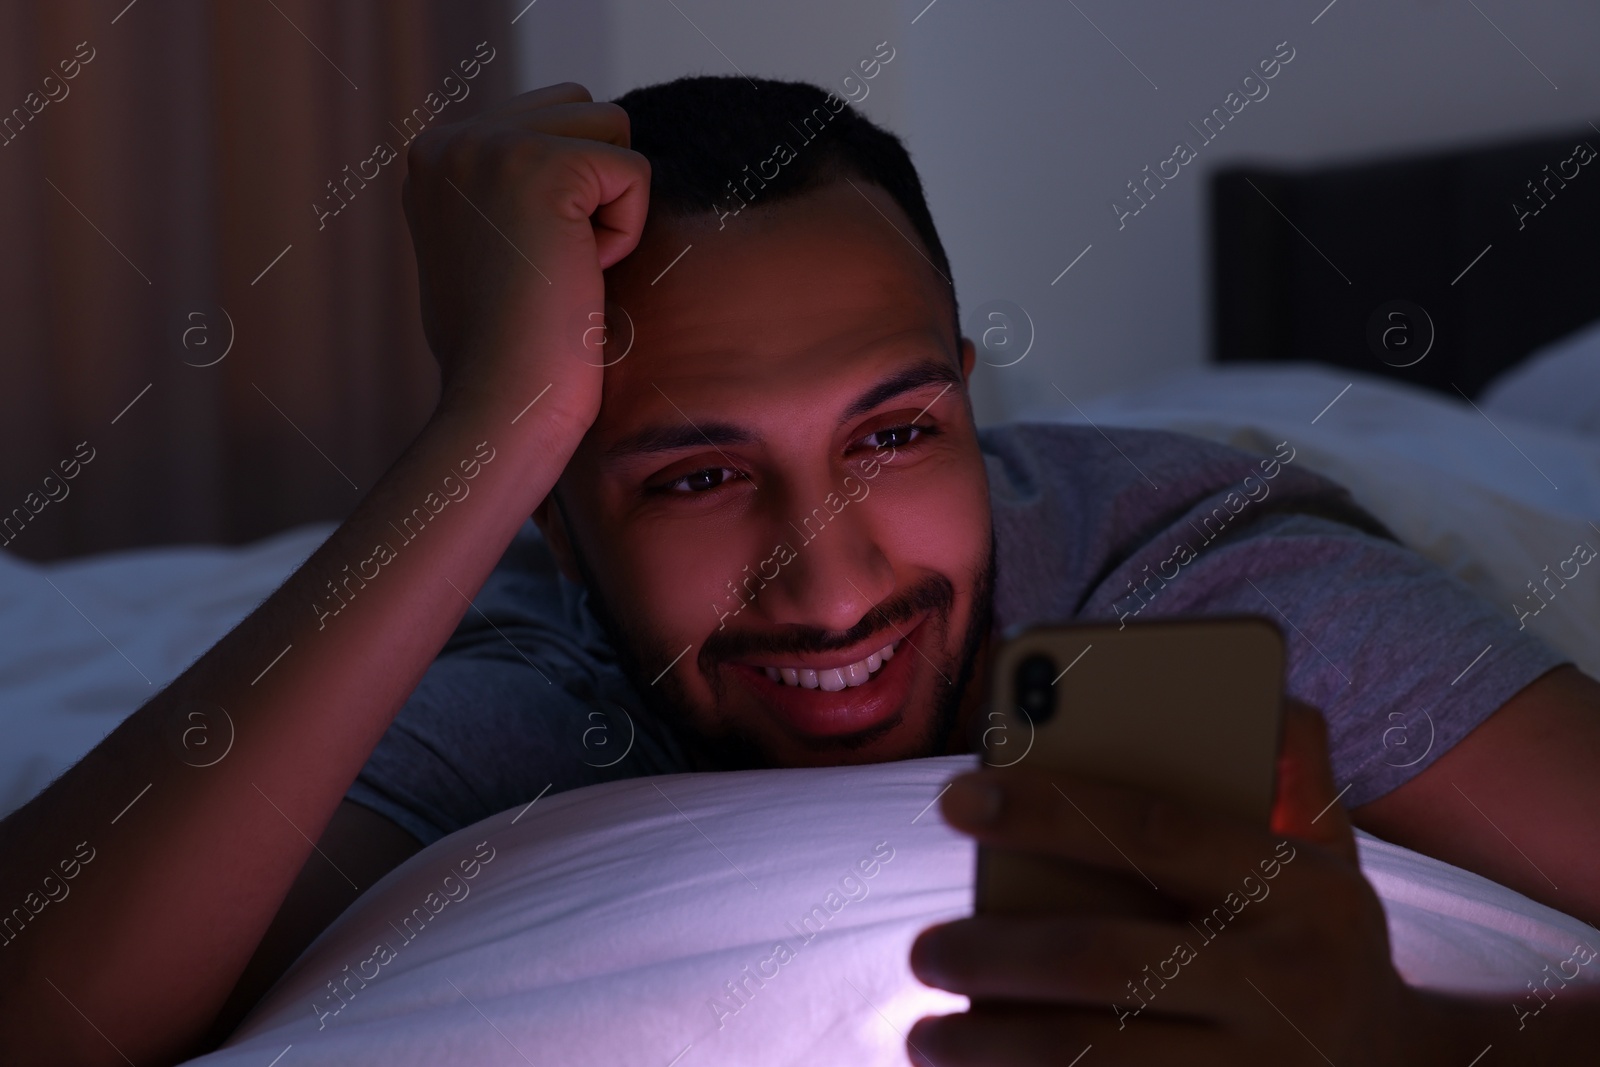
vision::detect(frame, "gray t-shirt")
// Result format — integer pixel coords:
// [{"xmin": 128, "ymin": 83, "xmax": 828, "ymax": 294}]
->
[{"xmin": 347, "ymin": 423, "xmax": 1570, "ymax": 846}]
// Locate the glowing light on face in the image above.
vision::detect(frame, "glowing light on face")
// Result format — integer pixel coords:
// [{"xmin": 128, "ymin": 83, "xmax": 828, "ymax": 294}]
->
[{"xmin": 542, "ymin": 180, "xmax": 995, "ymax": 770}]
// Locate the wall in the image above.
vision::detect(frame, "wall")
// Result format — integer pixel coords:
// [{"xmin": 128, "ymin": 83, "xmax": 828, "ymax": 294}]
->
[{"xmin": 513, "ymin": 0, "xmax": 1600, "ymax": 424}]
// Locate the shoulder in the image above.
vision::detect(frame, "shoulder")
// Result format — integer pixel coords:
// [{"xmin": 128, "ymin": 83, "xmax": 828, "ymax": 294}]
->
[
  {"xmin": 979, "ymin": 421, "xmax": 1385, "ymax": 534},
  {"xmin": 979, "ymin": 421, "xmax": 1388, "ymax": 628}
]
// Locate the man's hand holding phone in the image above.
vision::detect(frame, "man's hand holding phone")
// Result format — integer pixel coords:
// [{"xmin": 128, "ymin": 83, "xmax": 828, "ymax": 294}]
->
[{"xmin": 907, "ymin": 701, "xmax": 1439, "ymax": 1064}]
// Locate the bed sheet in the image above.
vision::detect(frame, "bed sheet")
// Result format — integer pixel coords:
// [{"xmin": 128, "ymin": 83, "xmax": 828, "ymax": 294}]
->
[{"xmin": 0, "ymin": 523, "xmax": 335, "ymax": 819}]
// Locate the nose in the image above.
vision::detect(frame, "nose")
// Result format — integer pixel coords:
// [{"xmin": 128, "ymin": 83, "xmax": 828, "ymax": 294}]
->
[{"xmin": 753, "ymin": 481, "xmax": 895, "ymax": 636}]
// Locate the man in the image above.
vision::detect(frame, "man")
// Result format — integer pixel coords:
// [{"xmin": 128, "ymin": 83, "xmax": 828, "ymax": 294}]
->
[{"xmin": 1, "ymin": 76, "xmax": 1597, "ymax": 1065}]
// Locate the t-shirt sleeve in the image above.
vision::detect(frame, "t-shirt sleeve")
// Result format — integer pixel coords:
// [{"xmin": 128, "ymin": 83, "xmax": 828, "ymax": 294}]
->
[
  {"xmin": 344, "ymin": 522, "xmax": 692, "ymax": 847},
  {"xmin": 1080, "ymin": 510, "xmax": 1572, "ymax": 808}
]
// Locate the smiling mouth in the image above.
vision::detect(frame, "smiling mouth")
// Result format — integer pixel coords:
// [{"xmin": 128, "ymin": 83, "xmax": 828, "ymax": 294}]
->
[
  {"xmin": 758, "ymin": 638, "xmax": 903, "ymax": 691},
  {"xmin": 730, "ymin": 617, "xmax": 929, "ymax": 741}
]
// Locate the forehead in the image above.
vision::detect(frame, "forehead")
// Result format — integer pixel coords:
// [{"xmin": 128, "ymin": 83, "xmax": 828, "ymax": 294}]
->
[{"xmin": 593, "ymin": 180, "xmax": 957, "ymax": 439}]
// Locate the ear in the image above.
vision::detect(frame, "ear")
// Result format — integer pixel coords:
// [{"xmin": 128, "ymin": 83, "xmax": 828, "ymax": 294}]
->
[
  {"xmin": 531, "ymin": 487, "xmax": 584, "ymax": 586},
  {"xmin": 958, "ymin": 335, "xmax": 976, "ymax": 383}
]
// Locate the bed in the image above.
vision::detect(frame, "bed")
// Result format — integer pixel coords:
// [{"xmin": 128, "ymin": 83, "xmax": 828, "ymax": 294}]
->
[
  {"xmin": 1210, "ymin": 122, "xmax": 1600, "ymax": 400},
  {"xmin": 3, "ymin": 352, "xmax": 1598, "ymax": 1064}
]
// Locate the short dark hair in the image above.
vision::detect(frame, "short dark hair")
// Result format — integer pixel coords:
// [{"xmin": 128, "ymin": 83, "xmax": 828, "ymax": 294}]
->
[{"xmin": 613, "ymin": 75, "xmax": 959, "ymax": 340}]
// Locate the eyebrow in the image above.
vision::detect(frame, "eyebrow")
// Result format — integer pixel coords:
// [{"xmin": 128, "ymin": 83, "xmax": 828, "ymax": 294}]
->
[
  {"xmin": 839, "ymin": 357, "xmax": 963, "ymax": 422},
  {"xmin": 604, "ymin": 358, "xmax": 964, "ymax": 461}
]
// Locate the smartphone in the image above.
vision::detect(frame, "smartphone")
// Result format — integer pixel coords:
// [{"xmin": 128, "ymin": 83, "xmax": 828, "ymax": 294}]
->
[{"xmin": 974, "ymin": 615, "xmax": 1285, "ymax": 918}]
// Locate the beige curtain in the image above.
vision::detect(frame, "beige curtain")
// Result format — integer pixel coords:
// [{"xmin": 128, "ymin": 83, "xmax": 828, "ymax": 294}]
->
[{"xmin": 0, "ymin": 0, "xmax": 512, "ymax": 561}]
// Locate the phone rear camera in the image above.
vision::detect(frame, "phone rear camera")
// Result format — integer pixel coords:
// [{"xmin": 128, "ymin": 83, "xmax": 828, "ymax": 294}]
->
[{"xmin": 1014, "ymin": 653, "xmax": 1057, "ymax": 724}]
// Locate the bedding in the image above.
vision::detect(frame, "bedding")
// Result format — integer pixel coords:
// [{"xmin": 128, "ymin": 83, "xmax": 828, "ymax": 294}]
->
[
  {"xmin": 184, "ymin": 756, "xmax": 1600, "ymax": 1066},
  {"xmin": 1480, "ymin": 315, "xmax": 1600, "ymax": 440},
  {"xmin": 0, "ymin": 523, "xmax": 334, "ymax": 821}
]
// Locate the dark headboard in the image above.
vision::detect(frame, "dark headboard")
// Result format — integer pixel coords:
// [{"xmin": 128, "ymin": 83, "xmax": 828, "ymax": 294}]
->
[{"xmin": 1210, "ymin": 124, "xmax": 1600, "ymax": 398}]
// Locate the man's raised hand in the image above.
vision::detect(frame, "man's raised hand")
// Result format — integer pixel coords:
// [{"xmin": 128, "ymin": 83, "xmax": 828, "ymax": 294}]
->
[{"xmin": 402, "ymin": 82, "xmax": 650, "ymax": 435}]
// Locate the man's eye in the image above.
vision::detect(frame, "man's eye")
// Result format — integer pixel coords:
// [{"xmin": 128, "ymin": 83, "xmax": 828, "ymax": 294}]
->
[
  {"xmin": 862, "ymin": 423, "xmax": 929, "ymax": 451},
  {"xmin": 664, "ymin": 467, "xmax": 739, "ymax": 493}
]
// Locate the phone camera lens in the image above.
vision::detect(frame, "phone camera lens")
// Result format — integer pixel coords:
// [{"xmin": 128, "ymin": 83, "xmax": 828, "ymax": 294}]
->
[{"xmin": 1014, "ymin": 653, "xmax": 1057, "ymax": 724}]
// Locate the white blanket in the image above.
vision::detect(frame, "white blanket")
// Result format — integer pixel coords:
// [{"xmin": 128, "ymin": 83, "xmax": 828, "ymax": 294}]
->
[
  {"xmin": 0, "ymin": 523, "xmax": 334, "ymax": 820},
  {"xmin": 183, "ymin": 756, "xmax": 1600, "ymax": 1066}
]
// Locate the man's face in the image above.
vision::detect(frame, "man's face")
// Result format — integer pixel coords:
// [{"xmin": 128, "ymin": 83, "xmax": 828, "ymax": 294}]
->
[{"xmin": 537, "ymin": 179, "xmax": 994, "ymax": 769}]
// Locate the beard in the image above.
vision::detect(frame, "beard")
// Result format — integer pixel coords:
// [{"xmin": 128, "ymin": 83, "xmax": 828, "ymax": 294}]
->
[{"xmin": 563, "ymin": 512, "xmax": 997, "ymax": 772}]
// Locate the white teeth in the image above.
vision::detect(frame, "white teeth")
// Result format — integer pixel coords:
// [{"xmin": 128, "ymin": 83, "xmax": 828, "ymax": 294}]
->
[{"xmin": 762, "ymin": 638, "xmax": 904, "ymax": 688}]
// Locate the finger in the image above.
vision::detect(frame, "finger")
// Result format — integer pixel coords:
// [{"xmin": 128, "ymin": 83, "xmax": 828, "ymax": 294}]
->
[
  {"xmin": 435, "ymin": 134, "xmax": 648, "ymax": 270},
  {"xmin": 1270, "ymin": 700, "xmax": 1359, "ymax": 866},
  {"xmin": 911, "ymin": 914, "xmax": 1238, "ymax": 1016},
  {"xmin": 907, "ymin": 1003, "xmax": 1223, "ymax": 1067},
  {"xmin": 548, "ymin": 137, "xmax": 651, "ymax": 269},
  {"xmin": 445, "ymin": 100, "xmax": 631, "ymax": 152},
  {"xmin": 942, "ymin": 764, "xmax": 1293, "ymax": 904},
  {"xmin": 475, "ymin": 81, "xmax": 595, "ymax": 119},
  {"xmin": 511, "ymin": 100, "xmax": 633, "ymax": 148}
]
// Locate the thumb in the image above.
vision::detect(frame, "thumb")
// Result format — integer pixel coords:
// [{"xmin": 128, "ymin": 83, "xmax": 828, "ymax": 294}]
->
[{"xmin": 1269, "ymin": 699, "xmax": 1360, "ymax": 866}]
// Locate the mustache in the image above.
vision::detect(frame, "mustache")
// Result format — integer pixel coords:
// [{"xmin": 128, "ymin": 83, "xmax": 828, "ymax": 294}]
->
[{"xmin": 698, "ymin": 572, "xmax": 954, "ymax": 665}]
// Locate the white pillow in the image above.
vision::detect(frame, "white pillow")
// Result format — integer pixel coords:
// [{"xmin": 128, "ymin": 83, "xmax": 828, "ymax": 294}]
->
[
  {"xmin": 1482, "ymin": 318, "xmax": 1600, "ymax": 438},
  {"xmin": 183, "ymin": 756, "xmax": 1600, "ymax": 1066},
  {"xmin": 204, "ymin": 759, "xmax": 971, "ymax": 1067}
]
